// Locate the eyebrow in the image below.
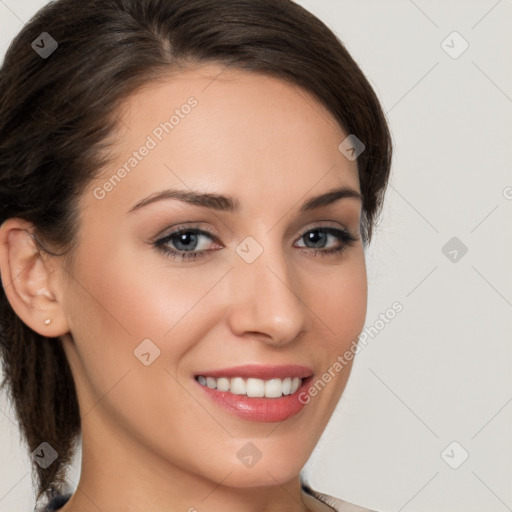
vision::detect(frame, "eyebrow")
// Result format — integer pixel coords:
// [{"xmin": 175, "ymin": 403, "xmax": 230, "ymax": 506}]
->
[{"xmin": 128, "ymin": 185, "xmax": 362, "ymax": 214}]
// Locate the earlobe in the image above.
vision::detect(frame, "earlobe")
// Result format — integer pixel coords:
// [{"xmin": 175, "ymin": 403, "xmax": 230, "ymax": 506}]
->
[{"xmin": 0, "ymin": 218, "xmax": 69, "ymax": 337}]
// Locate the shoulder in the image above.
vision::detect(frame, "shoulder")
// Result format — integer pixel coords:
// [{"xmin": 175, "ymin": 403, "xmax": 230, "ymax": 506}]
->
[
  {"xmin": 35, "ymin": 493, "xmax": 72, "ymax": 512},
  {"xmin": 301, "ymin": 484, "xmax": 378, "ymax": 512}
]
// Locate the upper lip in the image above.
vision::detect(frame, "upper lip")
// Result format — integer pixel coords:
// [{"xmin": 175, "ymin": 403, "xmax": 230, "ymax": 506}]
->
[{"xmin": 195, "ymin": 364, "xmax": 314, "ymax": 380}]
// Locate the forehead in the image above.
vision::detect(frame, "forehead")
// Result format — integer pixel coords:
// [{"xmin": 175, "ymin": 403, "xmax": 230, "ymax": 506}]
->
[{"xmin": 82, "ymin": 64, "xmax": 360, "ymax": 216}]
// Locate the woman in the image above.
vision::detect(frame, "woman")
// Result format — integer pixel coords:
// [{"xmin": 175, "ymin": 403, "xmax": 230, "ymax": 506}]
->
[{"xmin": 0, "ymin": 1, "xmax": 392, "ymax": 511}]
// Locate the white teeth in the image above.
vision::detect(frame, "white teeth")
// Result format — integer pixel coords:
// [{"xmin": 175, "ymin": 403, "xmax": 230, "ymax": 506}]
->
[
  {"xmin": 216, "ymin": 377, "xmax": 230, "ymax": 391},
  {"xmin": 246, "ymin": 378, "xmax": 265, "ymax": 397},
  {"xmin": 282, "ymin": 377, "xmax": 292, "ymax": 395},
  {"xmin": 197, "ymin": 375, "xmax": 304, "ymax": 398},
  {"xmin": 230, "ymin": 377, "xmax": 246, "ymax": 395},
  {"xmin": 264, "ymin": 378, "xmax": 283, "ymax": 398}
]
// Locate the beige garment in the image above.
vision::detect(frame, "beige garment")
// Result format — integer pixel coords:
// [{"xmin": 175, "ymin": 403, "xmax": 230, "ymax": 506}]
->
[{"xmin": 301, "ymin": 485, "xmax": 376, "ymax": 512}]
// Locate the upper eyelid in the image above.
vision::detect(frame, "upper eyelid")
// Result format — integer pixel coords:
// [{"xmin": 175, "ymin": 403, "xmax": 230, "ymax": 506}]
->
[
  {"xmin": 154, "ymin": 223, "xmax": 213, "ymax": 239},
  {"xmin": 297, "ymin": 222, "xmax": 350, "ymax": 236}
]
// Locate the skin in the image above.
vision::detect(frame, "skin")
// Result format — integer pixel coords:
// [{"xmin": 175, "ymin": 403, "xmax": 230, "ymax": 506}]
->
[{"xmin": 0, "ymin": 64, "xmax": 367, "ymax": 512}]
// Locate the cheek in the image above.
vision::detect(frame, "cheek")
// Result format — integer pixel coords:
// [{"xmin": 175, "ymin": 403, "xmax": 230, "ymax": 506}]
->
[
  {"xmin": 64, "ymin": 241, "xmax": 233, "ymax": 379},
  {"xmin": 310, "ymin": 249, "xmax": 368, "ymax": 348},
  {"xmin": 60, "ymin": 245, "xmax": 223, "ymax": 445},
  {"xmin": 304, "ymin": 249, "xmax": 367, "ymax": 404}
]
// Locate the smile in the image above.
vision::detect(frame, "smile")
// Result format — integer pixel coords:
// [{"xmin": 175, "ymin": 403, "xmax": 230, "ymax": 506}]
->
[
  {"xmin": 193, "ymin": 364, "xmax": 314, "ymax": 422},
  {"xmin": 196, "ymin": 375, "xmax": 302, "ymax": 398}
]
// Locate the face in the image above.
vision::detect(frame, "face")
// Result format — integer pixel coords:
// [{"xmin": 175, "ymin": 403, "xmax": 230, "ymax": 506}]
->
[{"xmin": 56, "ymin": 64, "xmax": 367, "ymax": 489}]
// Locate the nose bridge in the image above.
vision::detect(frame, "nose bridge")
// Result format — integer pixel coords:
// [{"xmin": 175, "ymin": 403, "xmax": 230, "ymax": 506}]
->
[{"xmin": 227, "ymin": 233, "xmax": 306, "ymax": 344}]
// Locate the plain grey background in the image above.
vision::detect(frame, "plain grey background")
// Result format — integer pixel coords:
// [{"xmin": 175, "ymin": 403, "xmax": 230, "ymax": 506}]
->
[{"xmin": 1, "ymin": 1, "xmax": 511, "ymax": 511}]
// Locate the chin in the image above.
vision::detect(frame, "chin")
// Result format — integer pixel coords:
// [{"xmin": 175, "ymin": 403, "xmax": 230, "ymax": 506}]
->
[
  {"xmin": 219, "ymin": 463, "xmax": 303, "ymax": 489},
  {"xmin": 218, "ymin": 443, "xmax": 311, "ymax": 488}
]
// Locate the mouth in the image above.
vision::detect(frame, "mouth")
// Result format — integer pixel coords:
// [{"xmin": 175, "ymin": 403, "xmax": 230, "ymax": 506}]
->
[
  {"xmin": 193, "ymin": 364, "xmax": 314, "ymax": 422},
  {"xmin": 195, "ymin": 375, "xmax": 304, "ymax": 398}
]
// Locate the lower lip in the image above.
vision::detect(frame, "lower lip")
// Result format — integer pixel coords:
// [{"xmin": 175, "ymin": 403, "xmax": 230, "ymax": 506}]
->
[{"xmin": 196, "ymin": 377, "xmax": 313, "ymax": 423}]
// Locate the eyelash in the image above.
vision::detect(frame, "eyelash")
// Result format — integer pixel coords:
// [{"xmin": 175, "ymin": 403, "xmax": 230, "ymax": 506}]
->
[{"xmin": 153, "ymin": 224, "xmax": 358, "ymax": 262}]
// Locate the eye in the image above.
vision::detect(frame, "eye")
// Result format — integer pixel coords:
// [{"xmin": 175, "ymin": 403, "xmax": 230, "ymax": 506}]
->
[
  {"xmin": 294, "ymin": 227, "xmax": 358, "ymax": 256},
  {"xmin": 153, "ymin": 226, "xmax": 219, "ymax": 261}
]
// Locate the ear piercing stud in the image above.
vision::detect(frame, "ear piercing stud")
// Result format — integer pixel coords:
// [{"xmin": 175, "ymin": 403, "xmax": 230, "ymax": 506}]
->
[{"xmin": 44, "ymin": 318, "xmax": 51, "ymax": 325}]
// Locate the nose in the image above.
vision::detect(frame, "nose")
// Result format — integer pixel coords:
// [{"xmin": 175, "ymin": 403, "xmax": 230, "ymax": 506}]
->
[{"xmin": 226, "ymin": 238, "xmax": 308, "ymax": 347}]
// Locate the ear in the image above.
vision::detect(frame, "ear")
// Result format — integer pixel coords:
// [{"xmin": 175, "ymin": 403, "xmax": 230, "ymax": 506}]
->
[{"xmin": 0, "ymin": 218, "xmax": 69, "ymax": 337}]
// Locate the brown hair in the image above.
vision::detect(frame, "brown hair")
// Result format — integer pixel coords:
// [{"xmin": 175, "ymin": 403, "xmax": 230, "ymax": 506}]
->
[{"xmin": 0, "ymin": 0, "xmax": 392, "ymax": 504}]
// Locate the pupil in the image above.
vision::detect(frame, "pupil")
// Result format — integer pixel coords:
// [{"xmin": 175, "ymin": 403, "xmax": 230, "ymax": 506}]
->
[
  {"xmin": 308, "ymin": 230, "xmax": 325, "ymax": 247},
  {"xmin": 177, "ymin": 232, "xmax": 196, "ymax": 250}
]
